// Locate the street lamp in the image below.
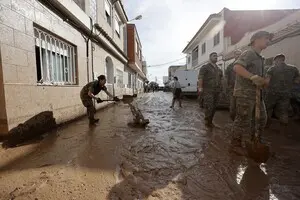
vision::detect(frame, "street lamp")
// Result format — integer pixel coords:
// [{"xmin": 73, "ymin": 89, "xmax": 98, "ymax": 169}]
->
[
  {"xmin": 124, "ymin": 15, "xmax": 143, "ymax": 25},
  {"xmin": 129, "ymin": 15, "xmax": 142, "ymax": 22}
]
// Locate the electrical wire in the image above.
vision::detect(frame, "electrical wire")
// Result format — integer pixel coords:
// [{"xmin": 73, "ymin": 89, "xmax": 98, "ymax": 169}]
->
[{"xmin": 148, "ymin": 57, "xmax": 186, "ymax": 68}]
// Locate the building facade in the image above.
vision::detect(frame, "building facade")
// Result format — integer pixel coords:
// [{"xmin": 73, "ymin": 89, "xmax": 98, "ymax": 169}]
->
[
  {"xmin": 0, "ymin": 0, "xmax": 144, "ymax": 134},
  {"xmin": 182, "ymin": 8, "xmax": 298, "ymax": 73},
  {"xmin": 126, "ymin": 23, "xmax": 147, "ymax": 94}
]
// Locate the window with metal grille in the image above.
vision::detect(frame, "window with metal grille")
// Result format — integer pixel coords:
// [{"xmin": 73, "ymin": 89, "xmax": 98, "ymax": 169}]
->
[
  {"xmin": 34, "ymin": 27, "xmax": 77, "ymax": 85},
  {"xmin": 105, "ymin": 0, "xmax": 112, "ymax": 26},
  {"xmin": 201, "ymin": 43, "xmax": 206, "ymax": 55},
  {"xmin": 214, "ymin": 32, "xmax": 220, "ymax": 46},
  {"xmin": 116, "ymin": 69, "xmax": 124, "ymax": 88},
  {"xmin": 90, "ymin": 0, "xmax": 97, "ymax": 23}
]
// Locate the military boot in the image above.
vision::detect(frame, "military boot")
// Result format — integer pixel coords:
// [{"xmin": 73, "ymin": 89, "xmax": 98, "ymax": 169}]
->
[{"xmin": 89, "ymin": 118, "xmax": 99, "ymax": 125}]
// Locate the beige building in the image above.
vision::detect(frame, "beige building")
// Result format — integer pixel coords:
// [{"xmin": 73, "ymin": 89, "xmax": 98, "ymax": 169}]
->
[{"xmin": 0, "ymin": 0, "xmax": 145, "ymax": 134}]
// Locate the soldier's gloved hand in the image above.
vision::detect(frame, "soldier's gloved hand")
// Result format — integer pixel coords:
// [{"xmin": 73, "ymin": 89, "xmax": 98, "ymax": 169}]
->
[
  {"xmin": 250, "ymin": 75, "xmax": 265, "ymax": 86},
  {"xmin": 113, "ymin": 96, "xmax": 120, "ymax": 102},
  {"xmin": 96, "ymin": 98, "xmax": 103, "ymax": 103}
]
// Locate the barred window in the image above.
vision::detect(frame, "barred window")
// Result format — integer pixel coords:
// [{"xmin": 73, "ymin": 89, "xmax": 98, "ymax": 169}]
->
[{"xmin": 34, "ymin": 27, "xmax": 77, "ymax": 85}]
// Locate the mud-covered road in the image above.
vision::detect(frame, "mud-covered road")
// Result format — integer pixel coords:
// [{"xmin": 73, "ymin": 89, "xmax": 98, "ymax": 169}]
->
[{"xmin": 1, "ymin": 92, "xmax": 300, "ymax": 200}]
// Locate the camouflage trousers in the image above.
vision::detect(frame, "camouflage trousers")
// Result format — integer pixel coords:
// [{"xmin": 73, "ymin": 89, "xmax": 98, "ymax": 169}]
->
[
  {"xmin": 228, "ymin": 88, "xmax": 236, "ymax": 121},
  {"xmin": 80, "ymin": 96, "xmax": 96, "ymax": 121},
  {"xmin": 265, "ymin": 93, "xmax": 290, "ymax": 124},
  {"xmin": 202, "ymin": 91, "xmax": 220, "ymax": 123},
  {"xmin": 231, "ymin": 97, "xmax": 267, "ymax": 144}
]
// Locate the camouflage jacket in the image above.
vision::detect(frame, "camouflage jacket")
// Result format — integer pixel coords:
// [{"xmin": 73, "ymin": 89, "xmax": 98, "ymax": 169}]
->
[
  {"xmin": 233, "ymin": 47, "xmax": 264, "ymax": 100},
  {"xmin": 225, "ymin": 62, "xmax": 236, "ymax": 89},
  {"xmin": 80, "ymin": 81, "xmax": 107, "ymax": 99},
  {"xmin": 266, "ymin": 63, "xmax": 300, "ymax": 96},
  {"xmin": 198, "ymin": 63, "xmax": 223, "ymax": 92}
]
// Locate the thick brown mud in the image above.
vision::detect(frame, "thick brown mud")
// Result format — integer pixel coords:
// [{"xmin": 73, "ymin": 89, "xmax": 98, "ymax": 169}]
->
[{"xmin": 1, "ymin": 92, "xmax": 300, "ymax": 200}]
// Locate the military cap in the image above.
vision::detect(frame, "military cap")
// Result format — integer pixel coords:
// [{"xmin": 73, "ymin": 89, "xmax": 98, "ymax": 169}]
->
[
  {"xmin": 273, "ymin": 54, "xmax": 285, "ymax": 60},
  {"xmin": 249, "ymin": 31, "xmax": 274, "ymax": 45}
]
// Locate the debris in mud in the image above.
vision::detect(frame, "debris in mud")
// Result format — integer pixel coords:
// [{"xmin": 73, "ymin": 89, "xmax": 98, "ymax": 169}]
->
[
  {"xmin": 2, "ymin": 111, "xmax": 57, "ymax": 148},
  {"xmin": 122, "ymin": 95, "xmax": 150, "ymax": 128}
]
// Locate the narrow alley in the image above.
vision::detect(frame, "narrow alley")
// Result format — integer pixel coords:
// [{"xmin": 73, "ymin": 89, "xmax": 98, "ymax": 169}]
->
[{"xmin": 1, "ymin": 92, "xmax": 300, "ymax": 200}]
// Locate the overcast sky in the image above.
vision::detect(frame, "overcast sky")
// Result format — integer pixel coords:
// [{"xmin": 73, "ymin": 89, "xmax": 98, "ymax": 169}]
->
[{"xmin": 123, "ymin": 0, "xmax": 300, "ymax": 85}]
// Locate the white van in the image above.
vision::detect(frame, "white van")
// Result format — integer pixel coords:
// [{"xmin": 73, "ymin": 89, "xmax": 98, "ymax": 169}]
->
[{"xmin": 174, "ymin": 69, "xmax": 199, "ymax": 96}]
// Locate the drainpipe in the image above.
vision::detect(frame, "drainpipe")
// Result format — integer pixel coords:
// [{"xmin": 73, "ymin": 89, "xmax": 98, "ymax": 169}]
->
[
  {"xmin": 85, "ymin": 17, "xmax": 94, "ymax": 83},
  {"xmin": 86, "ymin": 38, "xmax": 90, "ymax": 82},
  {"xmin": 91, "ymin": 42, "xmax": 95, "ymax": 80}
]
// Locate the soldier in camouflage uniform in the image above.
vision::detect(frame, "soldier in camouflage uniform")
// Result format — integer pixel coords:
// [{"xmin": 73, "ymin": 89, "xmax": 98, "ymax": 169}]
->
[
  {"xmin": 231, "ymin": 31, "xmax": 273, "ymax": 153},
  {"xmin": 225, "ymin": 49, "xmax": 242, "ymax": 121},
  {"xmin": 262, "ymin": 58, "xmax": 273, "ymax": 102},
  {"xmin": 80, "ymin": 75, "xmax": 119, "ymax": 125},
  {"xmin": 265, "ymin": 54, "xmax": 300, "ymax": 132},
  {"xmin": 198, "ymin": 52, "xmax": 223, "ymax": 127}
]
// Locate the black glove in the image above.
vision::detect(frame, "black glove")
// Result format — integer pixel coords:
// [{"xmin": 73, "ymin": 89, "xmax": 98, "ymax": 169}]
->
[
  {"xmin": 113, "ymin": 96, "xmax": 120, "ymax": 102},
  {"xmin": 96, "ymin": 98, "xmax": 103, "ymax": 103}
]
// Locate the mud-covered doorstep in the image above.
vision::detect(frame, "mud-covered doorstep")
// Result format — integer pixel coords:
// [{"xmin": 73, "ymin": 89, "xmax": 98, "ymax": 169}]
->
[{"xmin": 1, "ymin": 92, "xmax": 300, "ymax": 200}]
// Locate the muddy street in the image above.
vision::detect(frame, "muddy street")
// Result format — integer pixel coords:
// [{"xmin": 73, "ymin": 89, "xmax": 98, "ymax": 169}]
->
[{"xmin": 1, "ymin": 92, "xmax": 300, "ymax": 200}]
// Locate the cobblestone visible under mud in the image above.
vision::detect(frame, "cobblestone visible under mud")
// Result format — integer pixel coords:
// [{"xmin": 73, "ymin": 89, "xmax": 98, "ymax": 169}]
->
[{"xmin": 1, "ymin": 92, "xmax": 300, "ymax": 200}]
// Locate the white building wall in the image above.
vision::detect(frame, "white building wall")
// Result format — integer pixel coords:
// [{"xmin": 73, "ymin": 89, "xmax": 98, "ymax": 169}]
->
[{"xmin": 186, "ymin": 20, "xmax": 225, "ymax": 70}]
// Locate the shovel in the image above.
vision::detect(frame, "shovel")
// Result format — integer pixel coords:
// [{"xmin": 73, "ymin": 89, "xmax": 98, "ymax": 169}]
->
[{"xmin": 245, "ymin": 87, "xmax": 270, "ymax": 163}]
